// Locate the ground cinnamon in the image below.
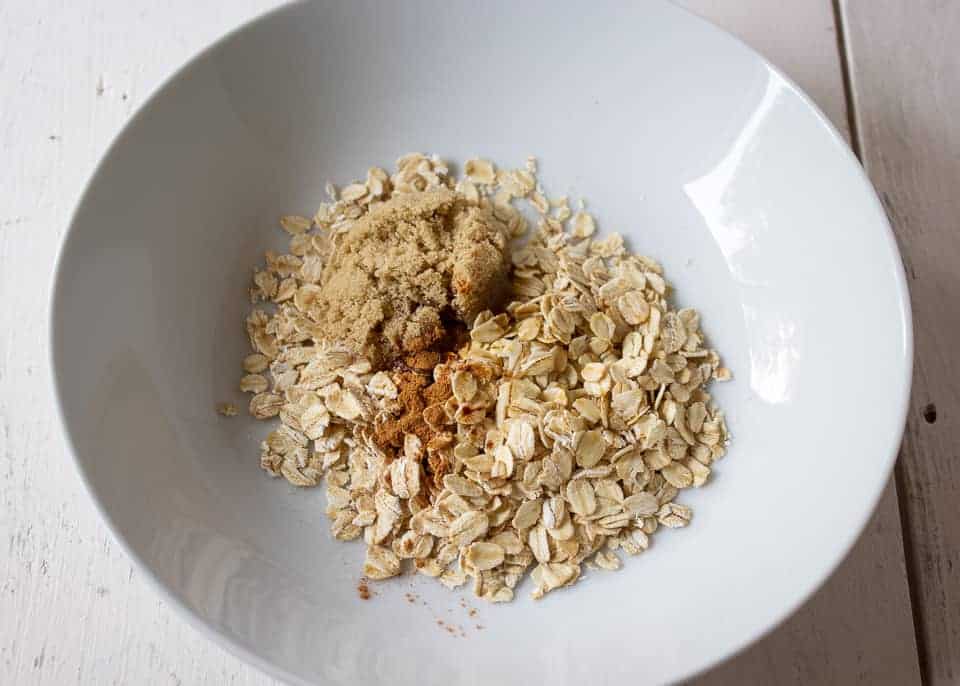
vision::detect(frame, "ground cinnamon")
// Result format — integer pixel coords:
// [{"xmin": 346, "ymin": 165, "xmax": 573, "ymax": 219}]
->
[{"xmin": 373, "ymin": 352, "xmax": 458, "ymax": 495}]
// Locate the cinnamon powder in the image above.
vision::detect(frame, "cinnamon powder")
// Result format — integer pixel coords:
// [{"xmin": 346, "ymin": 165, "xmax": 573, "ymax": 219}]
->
[{"xmin": 373, "ymin": 352, "xmax": 459, "ymax": 495}]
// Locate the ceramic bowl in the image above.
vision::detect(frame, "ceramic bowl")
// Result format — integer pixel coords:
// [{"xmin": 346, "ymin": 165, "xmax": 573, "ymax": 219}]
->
[{"xmin": 50, "ymin": 1, "xmax": 912, "ymax": 683}]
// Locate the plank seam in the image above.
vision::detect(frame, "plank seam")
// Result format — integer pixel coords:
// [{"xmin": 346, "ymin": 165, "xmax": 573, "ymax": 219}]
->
[{"xmin": 832, "ymin": 0, "xmax": 863, "ymax": 156}]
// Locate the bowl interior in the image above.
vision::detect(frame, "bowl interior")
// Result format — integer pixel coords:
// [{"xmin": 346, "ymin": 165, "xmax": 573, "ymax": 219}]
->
[{"xmin": 51, "ymin": 1, "xmax": 911, "ymax": 684}]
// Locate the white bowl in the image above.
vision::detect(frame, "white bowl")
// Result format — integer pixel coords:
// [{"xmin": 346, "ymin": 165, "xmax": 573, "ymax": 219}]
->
[{"xmin": 50, "ymin": 1, "xmax": 912, "ymax": 684}]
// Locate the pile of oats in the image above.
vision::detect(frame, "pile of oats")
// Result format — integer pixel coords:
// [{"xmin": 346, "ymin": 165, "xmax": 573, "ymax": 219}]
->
[{"xmin": 234, "ymin": 154, "xmax": 730, "ymax": 602}]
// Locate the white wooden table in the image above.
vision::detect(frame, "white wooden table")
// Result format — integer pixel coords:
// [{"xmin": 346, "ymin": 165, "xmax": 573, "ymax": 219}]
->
[{"xmin": 1, "ymin": 1, "xmax": 954, "ymax": 683}]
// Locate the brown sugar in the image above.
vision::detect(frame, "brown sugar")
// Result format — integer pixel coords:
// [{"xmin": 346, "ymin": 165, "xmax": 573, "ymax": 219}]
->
[{"xmin": 311, "ymin": 189, "xmax": 510, "ymax": 368}]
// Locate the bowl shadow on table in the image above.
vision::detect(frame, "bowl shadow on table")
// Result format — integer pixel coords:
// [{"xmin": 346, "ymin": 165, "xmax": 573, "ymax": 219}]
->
[{"xmin": 687, "ymin": 477, "xmax": 919, "ymax": 684}]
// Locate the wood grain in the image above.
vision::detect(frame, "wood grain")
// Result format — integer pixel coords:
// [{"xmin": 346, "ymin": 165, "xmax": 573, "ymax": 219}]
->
[{"xmin": 840, "ymin": 1, "xmax": 960, "ymax": 682}]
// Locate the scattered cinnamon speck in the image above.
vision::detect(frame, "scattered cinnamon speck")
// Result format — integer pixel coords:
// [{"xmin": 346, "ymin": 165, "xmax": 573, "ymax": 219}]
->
[{"xmin": 357, "ymin": 578, "xmax": 371, "ymax": 600}]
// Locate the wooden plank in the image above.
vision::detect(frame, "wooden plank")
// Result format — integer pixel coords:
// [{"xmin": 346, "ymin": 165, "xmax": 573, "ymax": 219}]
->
[
  {"xmin": 678, "ymin": 1, "xmax": 922, "ymax": 683},
  {"xmin": 840, "ymin": 1, "xmax": 960, "ymax": 682}
]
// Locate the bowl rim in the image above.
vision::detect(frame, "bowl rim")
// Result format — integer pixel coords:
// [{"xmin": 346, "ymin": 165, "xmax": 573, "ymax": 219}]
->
[{"xmin": 47, "ymin": 1, "xmax": 914, "ymax": 683}]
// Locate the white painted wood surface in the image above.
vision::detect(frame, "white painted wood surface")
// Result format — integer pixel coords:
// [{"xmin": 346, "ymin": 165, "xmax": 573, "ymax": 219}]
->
[{"xmin": 0, "ymin": 1, "xmax": 938, "ymax": 683}]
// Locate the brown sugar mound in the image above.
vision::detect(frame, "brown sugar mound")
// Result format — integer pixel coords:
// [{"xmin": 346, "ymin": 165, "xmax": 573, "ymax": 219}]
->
[{"xmin": 313, "ymin": 189, "xmax": 510, "ymax": 367}]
